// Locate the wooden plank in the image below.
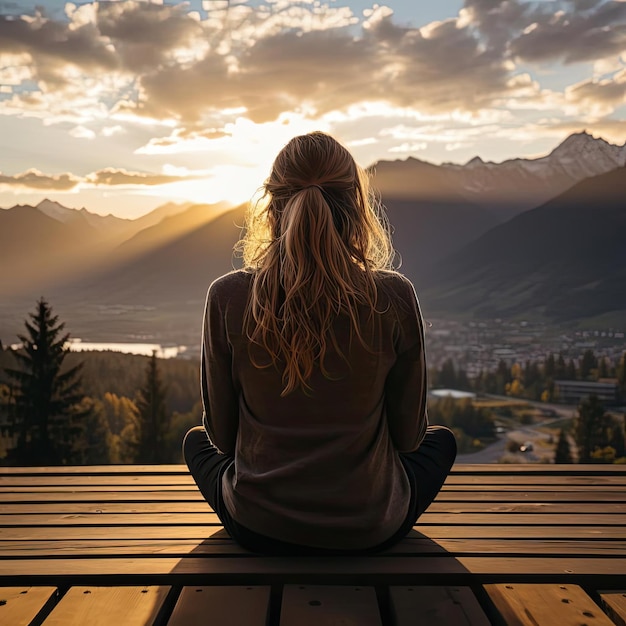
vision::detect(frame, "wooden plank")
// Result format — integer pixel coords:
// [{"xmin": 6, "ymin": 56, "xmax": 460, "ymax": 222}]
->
[
  {"xmin": 41, "ymin": 586, "xmax": 170, "ymax": 626},
  {"xmin": 427, "ymin": 503, "xmax": 626, "ymax": 513},
  {"xmin": 0, "ymin": 486, "xmax": 199, "ymax": 493},
  {"xmin": 3, "ymin": 524, "xmax": 626, "ymax": 541},
  {"xmin": 2, "ymin": 474, "xmax": 625, "ymax": 487},
  {"xmin": 2, "ymin": 512, "xmax": 624, "ymax": 526},
  {"xmin": 0, "ymin": 513, "xmax": 220, "ymax": 525},
  {"xmin": 280, "ymin": 585, "xmax": 381, "ymax": 626},
  {"xmin": 448, "ymin": 465, "xmax": 626, "ymax": 475},
  {"xmin": 167, "ymin": 586, "xmax": 270, "ymax": 626},
  {"xmin": 0, "ymin": 491, "xmax": 202, "ymax": 501},
  {"xmin": 0, "ymin": 476, "xmax": 195, "ymax": 487},
  {"xmin": 2, "ymin": 556, "xmax": 626, "ymax": 583},
  {"xmin": 435, "ymin": 491, "xmax": 626, "ymax": 502},
  {"xmin": 3, "ymin": 501, "xmax": 626, "ymax": 514},
  {"xmin": 600, "ymin": 591, "xmax": 626, "ymax": 626},
  {"xmin": 485, "ymin": 583, "xmax": 615, "ymax": 626},
  {"xmin": 0, "ymin": 465, "xmax": 187, "ymax": 475},
  {"xmin": 3, "ymin": 484, "xmax": 626, "ymax": 495},
  {"xmin": 390, "ymin": 586, "xmax": 490, "ymax": 626},
  {"xmin": 0, "ymin": 587, "xmax": 57, "ymax": 626},
  {"xmin": 3, "ymin": 538, "xmax": 626, "ymax": 558},
  {"xmin": 2, "ymin": 489, "xmax": 626, "ymax": 503},
  {"xmin": 443, "ymin": 476, "xmax": 626, "ymax": 485},
  {"xmin": 0, "ymin": 502, "xmax": 214, "ymax": 514},
  {"xmin": 2, "ymin": 464, "xmax": 625, "ymax": 475}
]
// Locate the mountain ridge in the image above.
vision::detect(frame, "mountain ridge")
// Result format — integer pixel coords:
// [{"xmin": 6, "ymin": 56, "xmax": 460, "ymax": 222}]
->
[
  {"xmin": 420, "ymin": 165, "xmax": 626, "ymax": 321},
  {"xmin": 371, "ymin": 131, "xmax": 626, "ymax": 220}
]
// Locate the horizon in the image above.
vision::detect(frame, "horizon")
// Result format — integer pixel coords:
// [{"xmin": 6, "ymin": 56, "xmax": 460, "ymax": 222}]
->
[
  {"xmin": 1, "ymin": 129, "xmax": 620, "ymax": 219},
  {"xmin": 1, "ymin": 0, "xmax": 626, "ymax": 218}
]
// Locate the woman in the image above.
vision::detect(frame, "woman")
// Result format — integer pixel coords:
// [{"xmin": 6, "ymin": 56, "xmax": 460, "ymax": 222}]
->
[{"xmin": 183, "ymin": 131, "xmax": 456, "ymax": 554}]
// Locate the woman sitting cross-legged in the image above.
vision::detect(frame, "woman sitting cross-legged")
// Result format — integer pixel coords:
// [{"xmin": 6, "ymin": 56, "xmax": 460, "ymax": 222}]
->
[{"xmin": 183, "ymin": 131, "xmax": 456, "ymax": 555}]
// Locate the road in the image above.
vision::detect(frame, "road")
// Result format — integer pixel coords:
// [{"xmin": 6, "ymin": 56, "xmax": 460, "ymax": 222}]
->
[{"xmin": 455, "ymin": 395, "xmax": 578, "ymax": 464}]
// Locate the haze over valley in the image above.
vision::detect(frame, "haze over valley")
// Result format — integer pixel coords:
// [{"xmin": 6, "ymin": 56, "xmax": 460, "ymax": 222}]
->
[{"xmin": 1, "ymin": 132, "xmax": 625, "ymax": 356}]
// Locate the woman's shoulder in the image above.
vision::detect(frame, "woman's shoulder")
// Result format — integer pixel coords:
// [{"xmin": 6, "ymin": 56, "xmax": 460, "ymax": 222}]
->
[
  {"xmin": 207, "ymin": 269, "xmax": 254, "ymax": 300},
  {"xmin": 373, "ymin": 270, "xmax": 415, "ymax": 294},
  {"xmin": 373, "ymin": 270, "xmax": 420, "ymax": 317}
]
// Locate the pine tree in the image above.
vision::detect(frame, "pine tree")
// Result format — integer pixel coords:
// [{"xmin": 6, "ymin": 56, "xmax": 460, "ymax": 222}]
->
[
  {"xmin": 4, "ymin": 298, "xmax": 88, "ymax": 465},
  {"xmin": 544, "ymin": 354, "xmax": 556, "ymax": 379},
  {"xmin": 136, "ymin": 351, "xmax": 170, "ymax": 463},
  {"xmin": 439, "ymin": 358, "xmax": 457, "ymax": 388},
  {"xmin": 554, "ymin": 429, "xmax": 573, "ymax": 464},
  {"xmin": 575, "ymin": 395, "xmax": 613, "ymax": 463},
  {"xmin": 618, "ymin": 352, "xmax": 626, "ymax": 402},
  {"xmin": 580, "ymin": 349, "xmax": 598, "ymax": 380}
]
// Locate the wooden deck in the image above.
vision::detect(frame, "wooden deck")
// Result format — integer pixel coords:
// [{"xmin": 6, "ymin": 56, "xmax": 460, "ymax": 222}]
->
[{"xmin": 1, "ymin": 464, "xmax": 625, "ymax": 625}]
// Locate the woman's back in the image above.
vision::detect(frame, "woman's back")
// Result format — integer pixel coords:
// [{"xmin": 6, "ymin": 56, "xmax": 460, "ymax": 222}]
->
[
  {"xmin": 202, "ymin": 268, "xmax": 427, "ymax": 549},
  {"xmin": 184, "ymin": 131, "xmax": 455, "ymax": 554}
]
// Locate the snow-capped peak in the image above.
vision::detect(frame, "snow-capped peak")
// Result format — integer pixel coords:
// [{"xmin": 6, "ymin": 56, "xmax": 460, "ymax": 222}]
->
[
  {"xmin": 547, "ymin": 131, "xmax": 626, "ymax": 167},
  {"xmin": 465, "ymin": 156, "xmax": 485, "ymax": 168},
  {"xmin": 36, "ymin": 199, "xmax": 77, "ymax": 223}
]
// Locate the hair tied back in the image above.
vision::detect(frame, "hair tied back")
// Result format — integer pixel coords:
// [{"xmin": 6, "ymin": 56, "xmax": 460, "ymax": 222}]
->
[{"xmin": 303, "ymin": 184, "xmax": 325, "ymax": 193}]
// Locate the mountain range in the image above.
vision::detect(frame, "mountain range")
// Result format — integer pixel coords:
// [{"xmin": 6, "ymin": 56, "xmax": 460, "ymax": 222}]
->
[
  {"xmin": 371, "ymin": 130, "xmax": 626, "ymax": 220},
  {"xmin": 420, "ymin": 167, "xmax": 626, "ymax": 321},
  {"xmin": 0, "ymin": 131, "xmax": 624, "ymax": 342}
]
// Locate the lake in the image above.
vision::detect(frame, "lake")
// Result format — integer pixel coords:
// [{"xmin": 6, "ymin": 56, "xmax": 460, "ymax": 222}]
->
[{"xmin": 66, "ymin": 339, "xmax": 188, "ymax": 359}]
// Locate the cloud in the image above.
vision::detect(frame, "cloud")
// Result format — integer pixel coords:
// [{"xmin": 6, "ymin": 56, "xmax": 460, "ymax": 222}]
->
[
  {"xmin": 0, "ymin": 11, "xmax": 118, "ymax": 88},
  {"xmin": 551, "ymin": 118, "xmax": 626, "ymax": 144},
  {"xmin": 136, "ymin": 127, "xmax": 231, "ymax": 154},
  {"xmin": 85, "ymin": 167, "xmax": 202, "ymax": 186},
  {"xmin": 0, "ymin": 169, "xmax": 80, "ymax": 190},
  {"xmin": 465, "ymin": 0, "xmax": 626, "ymax": 64},
  {"xmin": 566, "ymin": 68, "xmax": 626, "ymax": 112},
  {"xmin": 94, "ymin": 1, "xmax": 205, "ymax": 72},
  {"xmin": 137, "ymin": 12, "xmax": 515, "ymax": 125},
  {"xmin": 0, "ymin": 167, "xmax": 202, "ymax": 191},
  {"xmin": 510, "ymin": 2, "xmax": 626, "ymax": 64},
  {"xmin": 101, "ymin": 125, "xmax": 125, "ymax": 137},
  {"xmin": 0, "ymin": 0, "xmax": 625, "ymax": 158},
  {"xmin": 70, "ymin": 125, "xmax": 96, "ymax": 140},
  {"xmin": 0, "ymin": 1, "xmax": 516, "ymax": 127}
]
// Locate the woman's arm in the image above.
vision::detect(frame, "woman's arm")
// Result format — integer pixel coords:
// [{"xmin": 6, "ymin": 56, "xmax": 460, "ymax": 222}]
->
[
  {"xmin": 200, "ymin": 280, "xmax": 239, "ymax": 456},
  {"xmin": 384, "ymin": 276, "xmax": 429, "ymax": 453}
]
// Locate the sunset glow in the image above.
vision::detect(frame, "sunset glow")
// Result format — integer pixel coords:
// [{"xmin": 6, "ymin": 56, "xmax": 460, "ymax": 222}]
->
[{"xmin": 0, "ymin": 0, "xmax": 625, "ymax": 218}]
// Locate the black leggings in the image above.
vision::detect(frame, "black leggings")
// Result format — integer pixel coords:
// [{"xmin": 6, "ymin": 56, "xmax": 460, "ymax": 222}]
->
[{"xmin": 183, "ymin": 425, "xmax": 457, "ymax": 555}]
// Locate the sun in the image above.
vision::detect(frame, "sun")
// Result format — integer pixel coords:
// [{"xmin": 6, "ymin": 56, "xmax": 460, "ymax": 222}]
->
[{"xmin": 133, "ymin": 113, "xmax": 333, "ymax": 208}]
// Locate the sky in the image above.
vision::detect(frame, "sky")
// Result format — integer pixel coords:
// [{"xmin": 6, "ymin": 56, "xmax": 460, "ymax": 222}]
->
[{"xmin": 0, "ymin": 0, "xmax": 625, "ymax": 219}]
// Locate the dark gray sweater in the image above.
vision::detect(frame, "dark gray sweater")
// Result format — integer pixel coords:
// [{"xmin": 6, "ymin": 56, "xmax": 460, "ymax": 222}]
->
[{"xmin": 201, "ymin": 269, "xmax": 428, "ymax": 549}]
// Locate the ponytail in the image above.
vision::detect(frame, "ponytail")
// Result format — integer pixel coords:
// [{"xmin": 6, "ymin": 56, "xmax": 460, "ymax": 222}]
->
[{"xmin": 239, "ymin": 132, "xmax": 394, "ymax": 396}]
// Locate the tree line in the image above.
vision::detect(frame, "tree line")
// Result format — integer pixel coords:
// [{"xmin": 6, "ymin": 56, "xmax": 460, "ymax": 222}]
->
[
  {"xmin": 1, "ymin": 298, "xmax": 623, "ymax": 465},
  {"xmin": 0, "ymin": 298, "xmax": 200, "ymax": 465},
  {"xmin": 428, "ymin": 355, "xmax": 626, "ymax": 464},
  {"xmin": 430, "ymin": 350, "xmax": 626, "ymax": 403}
]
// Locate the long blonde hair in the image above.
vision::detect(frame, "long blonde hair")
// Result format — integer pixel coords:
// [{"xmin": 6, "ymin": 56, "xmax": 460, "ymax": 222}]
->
[{"xmin": 239, "ymin": 131, "xmax": 395, "ymax": 395}]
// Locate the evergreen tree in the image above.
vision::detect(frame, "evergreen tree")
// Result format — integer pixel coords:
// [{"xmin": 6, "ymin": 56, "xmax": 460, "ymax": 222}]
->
[
  {"xmin": 554, "ymin": 429, "xmax": 573, "ymax": 464},
  {"xmin": 544, "ymin": 354, "xmax": 556, "ymax": 379},
  {"xmin": 136, "ymin": 351, "xmax": 170, "ymax": 463},
  {"xmin": 580, "ymin": 349, "xmax": 598, "ymax": 380},
  {"xmin": 77, "ymin": 397, "xmax": 112, "ymax": 464},
  {"xmin": 495, "ymin": 360, "xmax": 511, "ymax": 395},
  {"xmin": 618, "ymin": 352, "xmax": 626, "ymax": 402},
  {"xmin": 575, "ymin": 395, "xmax": 613, "ymax": 463},
  {"xmin": 598, "ymin": 357, "xmax": 609, "ymax": 379},
  {"xmin": 4, "ymin": 298, "xmax": 88, "ymax": 465},
  {"xmin": 439, "ymin": 358, "xmax": 457, "ymax": 388}
]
